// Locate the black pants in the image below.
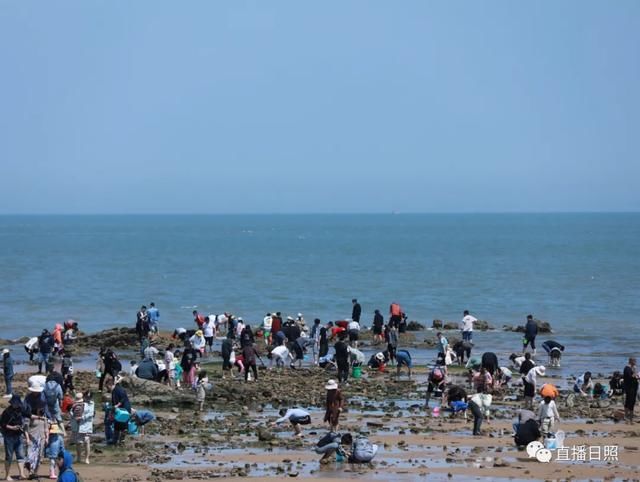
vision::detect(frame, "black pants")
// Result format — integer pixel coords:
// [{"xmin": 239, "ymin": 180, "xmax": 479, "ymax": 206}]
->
[
  {"xmin": 624, "ymin": 386, "xmax": 638, "ymax": 411},
  {"xmin": 523, "ymin": 336, "xmax": 536, "ymax": 350},
  {"xmin": 319, "ymin": 342, "xmax": 329, "ymax": 358},
  {"xmin": 245, "ymin": 362, "xmax": 257, "ymax": 381},
  {"xmin": 469, "ymin": 401, "xmax": 483, "ymax": 435},
  {"xmin": 337, "ymin": 361, "xmax": 349, "ymax": 383},
  {"xmin": 99, "ymin": 368, "xmax": 117, "ymax": 391}
]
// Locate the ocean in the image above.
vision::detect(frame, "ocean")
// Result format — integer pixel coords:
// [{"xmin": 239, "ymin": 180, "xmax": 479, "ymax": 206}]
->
[{"xmin": 0, "ymin": 213, "xmax": 638, "ymax": 378}]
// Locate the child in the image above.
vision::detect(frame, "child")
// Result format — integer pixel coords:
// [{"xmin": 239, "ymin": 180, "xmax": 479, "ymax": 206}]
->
[
  {"xmin": 71, "ymin": 391, "xmax": 94, "ymax": 464},
  {"xmin": 196, "ymin": 371, "xmax": 208, "ymax": 411},
  {"xmin": 538, "ymin": 396, "xmax": 561, "ymax": 435},
  {"xmin": 164, "ymin": 345, "xmax": 176, "ymax": 387},
  {"xmin": 71, "ymin": 392, "xmax": 85, "ymax": 423},
  {"xmin": 46, "ymin": 421, "xmax": 65, "ymax": 479},
  {"xmin": 129, "ymin": 360, "xmax": 139, "ymax": 377},
  {"xmin": 191, "ymin": 362, "xmax": 201, "ymax": 390},
  {"xmin": 173, "ymin": 351, "xmax": 183, "ymax": 389}
]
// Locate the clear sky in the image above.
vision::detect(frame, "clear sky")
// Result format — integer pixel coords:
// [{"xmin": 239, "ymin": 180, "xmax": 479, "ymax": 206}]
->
[{"xmin": 1, "ymin": 1, "xmax": 638, "ymax": 214}]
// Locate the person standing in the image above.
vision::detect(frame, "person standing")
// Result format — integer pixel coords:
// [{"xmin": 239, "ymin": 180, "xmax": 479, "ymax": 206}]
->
[
  {"xmin": 389, "ymin": 302, "xmax": 402, "ymax": 328},
  {"xmin": 37, "ymin": 330, "xmax": 54, "ymax": 374},
  {"xmin": 136, "ymin": 306, "xmax": 150, "ymax": 342},
  {"xmin": 147, "ymin": 302, "xmax": 160, "ymax": 334},
  {"xmin": 242, "ymin": 344, "xmax": 259, "ymax": 382},
  {"xmin": 2, "ymin": 349, "xmax": 14, "ymax": 398},
  {"xmin": 334, "ymin": 334, "xmax": 350, "ymax": 383},
  {"xmin": 436, "ymin": 332, "xmax": 449, "ymax": 366},
  {"xmin": 324, "ymin": 380, "xmax": 344, "ymax": 432},
  {"xmin": 347, "ymin": 319, "xmax": 360, "ymax": 349},
  {"xmin": 461, "ymin": 310, "xmax": 476, "ymax": 342},
  {"xmin": 386, "ymin": 324, "xmax": 398, "ymax": 365},
  {"xmin": 71, "ymin": 391, "xmax": 94, "ymax": 465},
  {"xmin": 111, "ymin": 375, "xmax": 131, "ymax": 446},
  {"xmin": 1, "ymin": 394, "xmax": 27, "ymax": 480},
  {"xmin": 351, "ymin": 299, "xmax": 361, "ymax": 323},
  {"xmin": 623, "ymin": 357, "xmax": 639, "ymax": 424},
  {"xmin": 372, "ymin": 310, "xmax": 384, "ymax": 345},
  {"xmin": 522, "ymin": 315, "xmax": 538, "ymax": 356},
  {"xmin": 537, "ymin": 396, "xmax": 560, "ymax": 435}
]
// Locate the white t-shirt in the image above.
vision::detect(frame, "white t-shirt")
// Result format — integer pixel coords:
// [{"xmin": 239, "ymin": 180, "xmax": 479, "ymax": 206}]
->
[
  {"xmin": 263, "ymin": 316, "xmax": 273, "ymax": 330},
  {"xmin": 203, "ymin": 319, "xmax": 216, "ymax": 338},
  {"xmin": 271, "ymin": 345, "xmax": 290, "ymax": 360},
  {"xmin": 25, "ymin": 337, "xmax": 38, "ymax": 350},
  {"xmin": 461, "ymin": 315, "xmax": 477, "ymax": 332},
  {"xmin": 348, "ymin": 321, "xmax": 360, "ymax": 331}
]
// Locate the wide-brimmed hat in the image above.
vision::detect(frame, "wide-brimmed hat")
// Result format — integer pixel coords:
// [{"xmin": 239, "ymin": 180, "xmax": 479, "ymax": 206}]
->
[
  {"xmin": 1, "ymin": 349, "xmax": 9, "ymax": 355},
  {"xmin": 75, "ymin": 392, "xmax": 84, "ymax": 401},
  {"xmin": 28, "ymin": 378, "xmax": 44, "ymax": 393},
  {"xmin": 195, "ymin": 330, "xmax": 203, "ymax": 337},
  {"xmin": 325, "ymin": 379, "xmax": 338, "ymax": 390},
  {"xmin": 375, "ymin": 353, "xmax": 385, "ymax": 361}
]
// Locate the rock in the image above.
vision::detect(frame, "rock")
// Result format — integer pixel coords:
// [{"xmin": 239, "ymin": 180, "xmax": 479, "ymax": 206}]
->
[
  {"xmin": 474, "ymin": 320, "xmax": 492, "ymax": 331},
  {"xmin": 120, "ymin": 376, "xmax": 194, "ymax": 406},
  {"xmin": 493, "ymin": 457, "xmax": 510, "ymax": 467},
  {"xmin": 432, "ymin": 320, "xmax": 443, "ymax": 329},
  {"xmin": 257, "ymin": 427, "xmax": 275, "ymax": 442},
  {"xmin": 443, "ymin": 322, "xmax": 458, "ymax": 330},
  {"xmin": 406, "ymin": 321, "xmax": 425, "ymax": 331}
]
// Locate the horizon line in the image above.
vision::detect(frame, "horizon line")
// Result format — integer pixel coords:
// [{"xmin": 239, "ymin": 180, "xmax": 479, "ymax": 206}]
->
[{"xmin": 0, "ymin": 210, "xmax": 638, "ymax": 216}]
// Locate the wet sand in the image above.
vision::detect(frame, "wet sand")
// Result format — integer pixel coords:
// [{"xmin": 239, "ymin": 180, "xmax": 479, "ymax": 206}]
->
[{"xmin": 3, "ymin": 329, "xmax": 639, "ymax": 481}]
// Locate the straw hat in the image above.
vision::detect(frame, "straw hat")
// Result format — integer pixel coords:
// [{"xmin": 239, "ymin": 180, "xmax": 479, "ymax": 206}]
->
[
  {"xmin": 195, "ymin": 330, "xmax": 203, "ymax": 337},
  {"xmin": 325, "ymin": 379, "xmax": 338, "ymax": 390},
  {"xmin": 75, "ymin": 392, "xmax": 84, "ymax": 401}
]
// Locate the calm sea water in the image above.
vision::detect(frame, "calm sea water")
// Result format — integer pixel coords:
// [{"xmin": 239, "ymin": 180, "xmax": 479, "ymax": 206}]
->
[{"xmin": 0, "ymin": 214, "xmax": 638, "ymax": 375}]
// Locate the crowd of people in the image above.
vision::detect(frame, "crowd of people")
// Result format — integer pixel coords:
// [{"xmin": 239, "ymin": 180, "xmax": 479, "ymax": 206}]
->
[{"xmin": 1, "ymin": 301, "xmax": 638, "ymax": 475}]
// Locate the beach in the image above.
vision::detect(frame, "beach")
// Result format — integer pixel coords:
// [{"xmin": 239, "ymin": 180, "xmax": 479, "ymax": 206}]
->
[{"xmin": 2, "ymin": 327, "xmax": 638, "ymax": 481}]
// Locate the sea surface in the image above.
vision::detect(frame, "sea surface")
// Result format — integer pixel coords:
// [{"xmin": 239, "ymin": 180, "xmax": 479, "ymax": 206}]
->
[{"xmin": 0, "ymin": 213, "xmax": 638, "ymax": 377}]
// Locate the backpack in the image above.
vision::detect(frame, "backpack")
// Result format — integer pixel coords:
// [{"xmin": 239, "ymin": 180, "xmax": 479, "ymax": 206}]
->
[
  {"xmin": 44, "ymin": 381, "xmax": 60, "ymax": 408},
  {"xmin": 352, "ymin": 437, "xmax": 377, "ymax": 463},
  {"xmin": 317, "ymin": 432, "xmax": 339, "ymax": 448}
]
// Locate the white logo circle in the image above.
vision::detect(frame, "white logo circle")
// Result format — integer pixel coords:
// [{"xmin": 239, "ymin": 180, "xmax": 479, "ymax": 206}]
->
[
  {"xmin": 535, "ymin": 448, "xmax": 552, "ymax": 463},
  {"xmin": 526, "ymin": 441, "xmax": 544, "ymax": 458}
]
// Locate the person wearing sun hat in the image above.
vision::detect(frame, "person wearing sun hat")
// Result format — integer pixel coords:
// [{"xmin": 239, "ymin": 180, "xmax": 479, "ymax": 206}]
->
[
  {"xmin": 189, "ymin": 330, "xmax": 206, "ymax": 357},
  {"xmin": 2, "ymin": 348, "xmax": 14, "ymax": 398},
  {"xmin": 323, "ymin": 379, "xmax": 344, "ymax": 432},
  {"xmin": 45, "ymin": 420, "xmax": 65, "ymax": 479}
]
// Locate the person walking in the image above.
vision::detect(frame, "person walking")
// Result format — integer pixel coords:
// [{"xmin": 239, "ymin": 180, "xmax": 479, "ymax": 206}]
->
[
  {"xmin": 1, "ymin": 394, "xmax": 27, "ymax": 480},
  {"xmin": 324, "ymin": 380, "xmax": 344, "ymax": 432},
  {"xmin": 522, "ymin": 315, "xmax": 538, "ymax": 356},
  {"xmin": 623, "ymin": 357, "xmax": 639, "ymax": 424},
  {"xmin": 147, "ymin": 302, "xmax": 160, "ymax": 334},
  {"xmin": 70, "ymin": 391, "xmax": 94, "ymax": 465}
]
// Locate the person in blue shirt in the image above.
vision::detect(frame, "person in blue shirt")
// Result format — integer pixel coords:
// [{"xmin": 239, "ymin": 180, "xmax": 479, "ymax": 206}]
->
[
  {"xmin": 147, "ymin": 302, "xmax": 160, "ymax": 334},
  {"xmin": 55, "ymin": 450, "xmax": 79, "ymax": 482},
  {"xmin": 130, "ymin": 409, "xmax": 155, "ymax": 438}
]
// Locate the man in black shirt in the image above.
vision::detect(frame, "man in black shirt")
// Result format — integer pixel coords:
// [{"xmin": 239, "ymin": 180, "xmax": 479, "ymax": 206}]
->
[
  {"xmin": 351, "ymin": 299, "xmax": 361, "ymax": 323},
  {"xmin": 334, "ymin": 334, "xmax": 350, "ymax": 383}
]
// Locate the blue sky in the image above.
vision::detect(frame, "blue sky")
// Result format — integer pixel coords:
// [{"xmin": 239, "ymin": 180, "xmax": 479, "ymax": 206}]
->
[{"xmin": 1, "ymin": 1, "xmax": 638, "ymax": 213}]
